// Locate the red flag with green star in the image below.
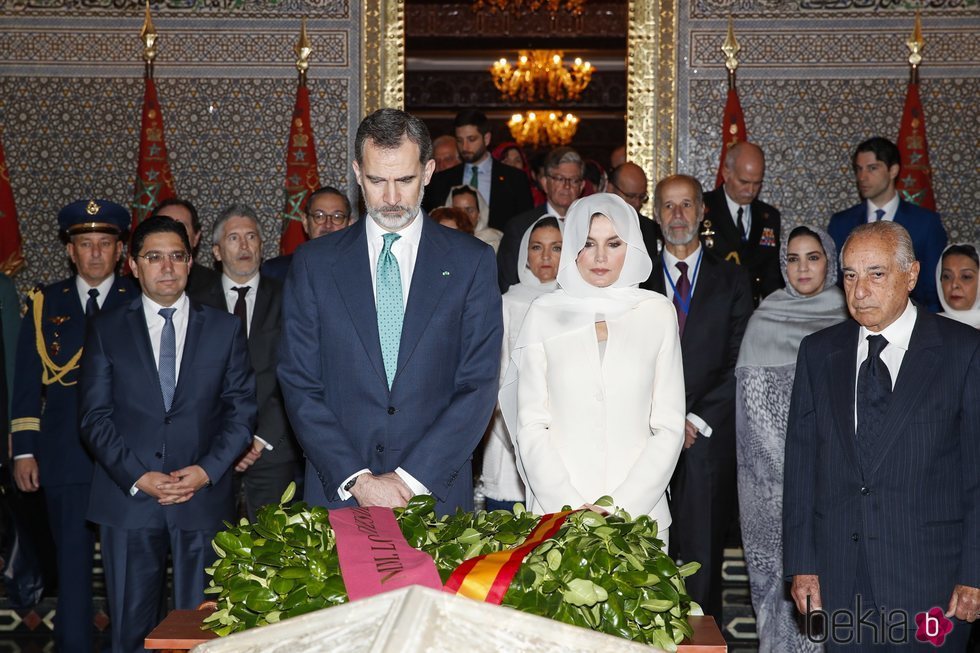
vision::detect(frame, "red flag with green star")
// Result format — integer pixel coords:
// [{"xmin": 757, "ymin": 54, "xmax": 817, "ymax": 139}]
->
[
  {"xmin": 895, "ymin": 80, "xmax": 936, "ymax": 211},
  {"xmin": 0, "ymin": 129, "xmax": 25, "ymax": 276},
  {"xmin": 715, "ymin": 87, "xmax": 747, "ymax": 190},
  {"xmin": 131, "ymin": 76, "xmax": 177, "ymax": 230},
  {"xmin": 279, "ymin": 84, "xmax": 320, "ymax": 255}
]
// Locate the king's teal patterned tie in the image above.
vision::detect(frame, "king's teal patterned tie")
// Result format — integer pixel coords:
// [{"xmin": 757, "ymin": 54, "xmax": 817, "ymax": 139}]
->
[{"xmin": 376, "ymin": 232, "xmax": 403, "ymax": 389}]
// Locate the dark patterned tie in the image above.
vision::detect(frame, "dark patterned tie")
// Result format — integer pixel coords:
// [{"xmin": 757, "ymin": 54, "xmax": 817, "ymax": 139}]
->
[
  {"xmin": 736, "ymin": 206, "xmax": 747, "ymax": 242},
  {"xmin": 672, "ymin": 261, "xmax": 690, "ymax": 337},
  {"xmin": 874, "ymin": 208, "xmax": 885, "ymax": 222},
  {"xmin": 232, "ymin": 286, "xmax": 249, "ymax": 334},
  {"xmin": 468, "ymin": 165, "xmax": 479, "ymax": 189},
  {"xmin": 158, "ymin": 307, "xmax": 177, "ymax": 412},
  {"xmin": 856, "ymin": 334, "xmax": 892, "ymax": 452},
  {"xmin": 85, "ymin": 288, "xmax": 100, "ymax": 318}
]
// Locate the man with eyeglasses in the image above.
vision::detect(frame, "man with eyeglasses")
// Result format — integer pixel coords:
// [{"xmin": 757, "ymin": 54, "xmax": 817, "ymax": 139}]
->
[
  {"xmin": 702, "ymin": 141, "xmax": 783, "ymax": 306},
  {"xmin": 10, "ymin": 199, "xmax": 135, "ymax": 653},
  {"xmin": 496, "ymin": 146, "xmax": 587, "ymax": 291},
  {"xmin": 80, "ymin": 215, "xmax": 255, "ymax": 653},
  {"xmin": 608, "ymin": 162, "xmax": 664, "ymax": 283},
  {"xmin": 261, "ymin": 186, "xmax": 353, "ymax": 282},
  {"xmin": 193, "ymin": 204, "xmax": 302, "ymax": 520}
]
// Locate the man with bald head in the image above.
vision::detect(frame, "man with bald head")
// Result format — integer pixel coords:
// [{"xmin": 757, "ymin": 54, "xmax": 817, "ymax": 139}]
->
[
  {"xmin": 608, "ymin": 162, "xmax": 663, "ymax": 277},
  {"xmin": 702, "ymin": 142, "xmax": 782, "ymax": 305},
  {"xmin": 784, "ymin": 221, "xmax": 979, "ymax": 650}
]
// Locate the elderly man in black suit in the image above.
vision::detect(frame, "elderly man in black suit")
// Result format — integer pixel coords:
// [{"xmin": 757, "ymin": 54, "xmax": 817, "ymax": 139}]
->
[
  {"xmin": 701, "ymin": 142, "xmax": 782, "ymax": 305},
  {"xmin": 784, "ymin": 220, "xmax": 979, "ymax": 651},
  {"xmin": 192, "ymin": 203, "xmax": 301, "ymax": 519},
  {"xmin": 642, "ymin": 174, "xmax": 753, "ymax": 626},
  {"xmin": 422, "ymin": 109, "xmax": 533, "ymax": 231}
]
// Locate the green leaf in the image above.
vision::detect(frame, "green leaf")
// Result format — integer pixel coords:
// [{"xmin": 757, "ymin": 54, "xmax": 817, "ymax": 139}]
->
[
  {"xmin": 278, "ymin": 566, "xmax": 310, "ymax": 580},
  {"xmin": 561, "ymin": 578, "xmax": 609, "ymax": 607},
  {"xmin": 244, "ymin": 587, "xmax": 278, "ymax": 612},
  {"xmin": 677, "ymin": 561, "xmax": 701, "ymax": 578},
  {"xmin": 640, "ymin": 598, "xmax": 675, "ymax": 613},
  {"xmin": 279, "ymin": 481, "xmax": 296, "ymax": 505},
  {"xmin": 593, "ymin": 495, "xmax": 615, "ymax": 508}
]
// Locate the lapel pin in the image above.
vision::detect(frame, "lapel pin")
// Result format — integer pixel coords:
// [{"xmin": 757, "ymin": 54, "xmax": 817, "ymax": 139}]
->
[{"xmin": 442, "ymin": 270, "xmax": 451, "ymax": 277}]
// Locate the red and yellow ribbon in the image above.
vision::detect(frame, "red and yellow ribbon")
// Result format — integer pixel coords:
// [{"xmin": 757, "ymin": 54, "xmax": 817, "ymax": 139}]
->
[{"xmin": 444, "ymin": 509, "xmax": 578, "ymax": 604}]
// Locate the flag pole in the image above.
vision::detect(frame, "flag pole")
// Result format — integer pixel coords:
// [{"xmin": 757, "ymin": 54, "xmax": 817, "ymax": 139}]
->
[
  {"xmin": 894, "ymin": 10, "xmax": 936, "ymax": 211},
  {"xmin": 722, "ymin": 15, "xmax": 739, "ymax": 91},
  {"xmin": 906, "ymin": 10, "xmax": 924, "ymax": 85},
  {"xmin": 140, "ymin": 0, "xmax": 158, "ymax": 81},
  {"xmin": 714, "ymin": 16, "xmax": 746, "ymax": 190}
]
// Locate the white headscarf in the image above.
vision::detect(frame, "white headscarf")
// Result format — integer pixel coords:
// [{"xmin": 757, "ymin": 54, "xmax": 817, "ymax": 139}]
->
[
  {"xmin": 444, "ymin": 185, "xmax": 503, "ymax": 251},
  {"xmin": 499, "ymin": 194, "xmax": 658, "ymax": 434},
  {"xmin": 936, "ymin": 242, "xmax": 980, "ymax": 329},
  {"xmin": 505, "ymin": 215, "xmax": 564, "ymax": 305}
]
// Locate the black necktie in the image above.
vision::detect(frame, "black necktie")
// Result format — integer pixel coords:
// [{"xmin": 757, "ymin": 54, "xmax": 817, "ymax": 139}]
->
[
  {"xmin": 85, "ymin": 288, "xmax": 100, "ymax": 317},
  {"xmin": 232, "ymin": 286, "xmax": 249, "ymax": 333},
  {"xmin": 856, "ymin": 334, "xmax": 892, "ymax": 447},
  {"xmin": 736, "ymin": 207, "xmax": 747, "ymax": 242}
]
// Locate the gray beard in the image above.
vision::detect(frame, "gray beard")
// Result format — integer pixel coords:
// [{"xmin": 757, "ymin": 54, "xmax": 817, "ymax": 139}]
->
[{"xmin": 367, "ymin": 188, "xmax": 425, "ymax": 231}]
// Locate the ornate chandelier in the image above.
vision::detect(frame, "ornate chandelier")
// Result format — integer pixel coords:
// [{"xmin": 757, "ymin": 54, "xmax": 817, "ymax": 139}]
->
[
  {"xmin": 507, "ymin": 111, "xmax": 579, "ymax": 149},
  {"xmin": 491, "ymin": 50, "xmax": 593, "ymax": 103},
  {"xmin": 473, "ymin": 0, "xmax": 586, "ymax": 15}
]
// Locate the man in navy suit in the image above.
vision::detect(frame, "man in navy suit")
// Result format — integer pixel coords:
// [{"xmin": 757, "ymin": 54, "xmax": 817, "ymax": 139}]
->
[
  {"xmin": 784, "ymin": 221, "xmax": 979, "ymax": 651},
  {"xmin": 278, "ymin": 108, "xmax": 502, "ymax": 515},
  {"xmin": 80, "ymin": 216, "xmax": 255, "ymax": 653},
  {"xmin": 828, "ymin": 137, "xmax": 946, "ymax": 313},
  {"xmin": 422, "ymin": 109, "xmax": 533, "ymax": 231},
  {"xmin": 11, "ymin": 199, "xmax": 134, "ymax": 653},
  {"xmin": 642, "ymin": 175, "xmax": 753, "ymax": 626}
]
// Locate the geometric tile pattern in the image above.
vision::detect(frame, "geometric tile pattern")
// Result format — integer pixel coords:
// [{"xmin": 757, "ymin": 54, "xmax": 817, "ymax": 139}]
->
[{"xmin": 0, "ymin": 1, "xmax": 350, "ymax": 19}]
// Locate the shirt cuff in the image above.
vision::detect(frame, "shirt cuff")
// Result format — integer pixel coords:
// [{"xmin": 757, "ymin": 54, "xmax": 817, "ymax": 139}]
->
[
  {"xmin": 337, "ymin": 468, "xmax": 370, "ymax": 501},
  {"xmin": 254, "ymin": 435, "xmax": 274, "ymax": 451},
  {"xmin": 130, "ymin": 483, "xmax": 139, "ymax": 496},
  {"xmin": 686, "ymin": 412, "xmax": 713, "ymax": 438},
  {"xmin": 395, "ymin": 467, "xmax": 430, "ymax": 496},
  {"xmin": 13, "ymin": 454, "xmax": 35, "ymax": 460}
]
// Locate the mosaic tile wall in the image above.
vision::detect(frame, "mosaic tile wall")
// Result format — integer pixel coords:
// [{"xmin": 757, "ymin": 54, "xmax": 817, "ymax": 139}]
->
[
  {"xmin": 0, "ymin": 3, "xmax": 359, "ymax": 291},
  {"xmin": 676, "ymin": 7, "xmax": 978, "ymax": 252}
]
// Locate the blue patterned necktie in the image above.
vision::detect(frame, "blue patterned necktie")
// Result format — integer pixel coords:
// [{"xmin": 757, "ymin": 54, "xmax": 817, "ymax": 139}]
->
[
  {"xmin": 158, "ymin": 307, "xmax": 177, "ymax": 412},
  {"xmin": 874, "ymin": 208, "xmax": 885, "ymax": 222},
  {"xmin": 376, "ymin": 233, "xmax": 403, "ymax": 389}
]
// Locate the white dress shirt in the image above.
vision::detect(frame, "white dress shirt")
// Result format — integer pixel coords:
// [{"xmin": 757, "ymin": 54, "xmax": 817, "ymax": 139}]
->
[
  {"xmin": 724, "ymin": 188, "xmax": 751, "ymax": 238},
  {"xmin": 221, "ymin": 272, "xmax": 259, "ymax": 337},
  {"xmin": 865, "ymin": 193, "xmax": 900, "ymax": 223},
  {"xmin": 75, "ymin": 274, "xmax": 116, "ymax": 310},
  {"xmin": 854, "ymin": 300, "xmax": 917, "ymax": 429},
  {"xmin": 339, "ymin": 215, "xmax": 429, "ymax": 500},
  {"xmin": 661, "ymin": 245, "xmax": 713, "ymax": 438}
]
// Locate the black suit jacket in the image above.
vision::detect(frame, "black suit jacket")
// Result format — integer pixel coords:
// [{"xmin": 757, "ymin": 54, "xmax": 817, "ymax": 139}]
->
[
  {"xmin": 192, "ymin": 277, "xmax": 299, "ymax": 466},
  {"xmin": 642, "ymin": 252, "xmax": 753, "ymax": 454},
  {"xmin": 423, "ymin": 159, "xmax": 533, "ymax": 231},
  {"xmin": 783, "ymin": 312, "xmax": 980, "ymax": 615},
  {"xmin": 701, "ymin": 187, "xmax": 782, "ymax": 306}
]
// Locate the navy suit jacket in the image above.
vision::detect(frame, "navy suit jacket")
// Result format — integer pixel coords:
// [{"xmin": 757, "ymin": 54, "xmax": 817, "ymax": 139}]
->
[
  {"xmin": 828, "ymin": 200, "xmax": 946, "ymax": 312},
  {"xmin": 423, "ymin": 159, "xmax": 534, "ymax": 231},
  {"xmin": 11, "ymin": 275, "xmax": 136, "ymax": 486},
  {"xmin": 783, "ymin": 311, "xmax": 980, "ymax": 614},
  {"xmin": 642, "ymin": 252, "xmax": 753, "ymax": 455},
  {"xmin": 79, "ymin": 297, "xmax": 256, "ymax": 530},
  {"xmin": 278, "ymin": 214, "xmax": 503, "ymax": 514},
  {"xmin": 260, "ymin": 254, "xmax": 292, "ymax": 284}
]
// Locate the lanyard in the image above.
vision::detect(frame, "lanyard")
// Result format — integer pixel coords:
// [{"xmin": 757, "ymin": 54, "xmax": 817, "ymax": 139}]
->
[{"xmin": 663, "ymin": 248, "xmax": 703, "ymax": 316}]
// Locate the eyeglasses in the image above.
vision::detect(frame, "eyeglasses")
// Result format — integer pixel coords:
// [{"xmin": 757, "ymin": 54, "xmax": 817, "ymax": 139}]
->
[
  {"xmin": 136, "ymin": 251, "xmax": 191, "ymax": 265},
  {"xmin": 609, "ymin": 181, "xmax": 649, "ymax": 204},
  {"xmin": 548, "ymin": 175, "xmax": 584, "ymax": 187},
  {"xmin": 308, "ymin": 210, "xmax": 350, "ymax": 226}
]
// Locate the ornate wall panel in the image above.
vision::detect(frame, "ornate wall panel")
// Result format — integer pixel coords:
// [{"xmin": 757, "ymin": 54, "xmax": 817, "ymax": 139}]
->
[
  {"xmin": 676, "ymin": 8, "xmax": 978, "ymax": 253},
  {"xmin": 0, "ymin": 4, "xmax": 367, "ymax": 291}
]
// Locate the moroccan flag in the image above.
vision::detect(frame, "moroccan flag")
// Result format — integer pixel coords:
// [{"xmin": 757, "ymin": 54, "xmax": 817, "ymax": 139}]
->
[
  {"xmin": 0, "ymin": 130, "xmax": 24, "ymax": 276},
  {"xmin": 895, "ymin": 81, "xmax": 936, "ymax": 211},
  {"xmin": 279, "ymin": 84, "xmax": 320, "ymax": 255},
  {"xmin": 131, "ymin": 76, "xmax": 176, "ymax": 230},
  {"xmin": 714, "ymin": 87, "xmax": 747, "ymax": 190}
]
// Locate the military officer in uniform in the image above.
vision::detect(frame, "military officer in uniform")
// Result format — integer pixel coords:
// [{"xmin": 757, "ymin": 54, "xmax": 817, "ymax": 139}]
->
[
  {"xmin": 10, "ymin": 199, "xmax": 134, "ymax": 653},
  {"xmin": 701, "ymin": 142, "xmax": 783, "ymax": 306}
]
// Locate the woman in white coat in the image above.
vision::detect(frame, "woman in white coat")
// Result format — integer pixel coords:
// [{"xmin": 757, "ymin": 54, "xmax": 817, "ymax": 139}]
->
[
  {"xmin": 481, "ymin": 215, "xmax": 563, "ymax": 511},
  {"xmin": 501, "ymin": 193, "xmax": 685, "ymax": 546}
]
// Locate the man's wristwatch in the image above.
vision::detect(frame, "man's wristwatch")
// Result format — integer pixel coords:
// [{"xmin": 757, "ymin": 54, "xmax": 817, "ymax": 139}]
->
[{"xmin": 343, "ymin": 476, "xmax": 358, "ymax": 492}]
